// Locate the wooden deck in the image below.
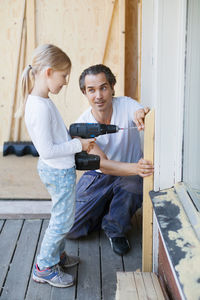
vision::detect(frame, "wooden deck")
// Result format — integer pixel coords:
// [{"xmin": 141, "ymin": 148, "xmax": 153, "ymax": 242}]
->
[{"xmin": 0, "ymin": 210, "xmax": 142, "ymax": 300}]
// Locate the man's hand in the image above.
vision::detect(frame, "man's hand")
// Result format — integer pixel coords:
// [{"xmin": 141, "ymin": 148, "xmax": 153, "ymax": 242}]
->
[
  {"xmin": 134, "ymin": 107, "xmax": 150, "ymax": 131},
  {"xmin": 136, "ymin": 158, "xmax": 154, "ymax": 177}
]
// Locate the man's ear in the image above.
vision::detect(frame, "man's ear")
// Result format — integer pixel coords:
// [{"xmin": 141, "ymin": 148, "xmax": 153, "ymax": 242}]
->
[
  {"xmin": 46, "ymin": 67, "xmax": 53, "ymax": 77},
  {"xmin": 111, "ymin": 85, "xmax": 115, "ymax": 96}
]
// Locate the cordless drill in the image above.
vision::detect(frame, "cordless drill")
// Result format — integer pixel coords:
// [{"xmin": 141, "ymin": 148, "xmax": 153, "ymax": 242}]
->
[{"xmin": 69, "ymin": 123, "xmax": 120, "ymax": 170}]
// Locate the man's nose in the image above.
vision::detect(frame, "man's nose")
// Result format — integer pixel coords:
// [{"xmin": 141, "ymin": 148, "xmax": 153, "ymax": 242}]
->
[{"xmin": 96, "ymin": 90, "xmax": 102, "ymax": 99}]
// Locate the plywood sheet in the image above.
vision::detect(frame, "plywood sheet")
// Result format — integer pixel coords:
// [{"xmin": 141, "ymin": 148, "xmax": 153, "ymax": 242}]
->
[{"xmin": 0, "ymin": 155, "xmax": 49, "ymax": 199}]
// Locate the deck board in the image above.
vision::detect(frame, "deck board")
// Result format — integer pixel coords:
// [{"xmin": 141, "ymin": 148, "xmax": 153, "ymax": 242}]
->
[
  {"xmin": 0, "ymin": 219, "xmax": 23, "ymax": 294},
  {"xmin": 77, "ymin": 231, "xmax": 101, "ymax": 300},
  {"xmin": 123, "ymin": 212, "xmax": 142, "ymax": 272},
  {"xmin": 0, "ymin": 210, "xmax": 142, "ymax": 300},
  {"xmin": 100, "ymin": 231, "xmax": 124, "ymax": 300},
  {"xmin": 1, "ymin": 220, "xmax": 41, "ymax": 300},
  {"xmin": 25, "ymin": 220, "xmax": 52, "ymax": 300}
]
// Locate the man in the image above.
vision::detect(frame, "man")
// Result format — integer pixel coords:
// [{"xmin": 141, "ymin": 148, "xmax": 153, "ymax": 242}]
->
[{"xmin": 67, "ymin": 64, "xmax": 154, "ymax": 255}]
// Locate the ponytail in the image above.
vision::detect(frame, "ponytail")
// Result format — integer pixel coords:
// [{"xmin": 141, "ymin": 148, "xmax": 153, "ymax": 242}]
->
[{"xmin": 15, "ymin": 64, "xmax": 34, "ymax": 118}]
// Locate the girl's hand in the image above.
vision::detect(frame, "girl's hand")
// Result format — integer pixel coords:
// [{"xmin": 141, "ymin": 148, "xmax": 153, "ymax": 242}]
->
[
  {"xmin": 136, "ymin": 158, "xmax": 154, "ymax": 177},
  {"xmin": 77, "ymin": 138, "xmax": 96, "ymax": 152}
]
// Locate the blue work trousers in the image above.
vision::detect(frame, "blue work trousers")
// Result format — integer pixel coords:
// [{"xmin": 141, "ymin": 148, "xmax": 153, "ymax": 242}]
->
[{"xmin": 67, "ymin": 171, "xmax": 143, "ymax": 239}]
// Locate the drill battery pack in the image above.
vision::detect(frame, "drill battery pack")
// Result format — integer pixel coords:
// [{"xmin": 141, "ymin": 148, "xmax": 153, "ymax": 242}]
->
[{"xmin": 75, "ymin": 151, "xmax": 100, "ymax": 170}]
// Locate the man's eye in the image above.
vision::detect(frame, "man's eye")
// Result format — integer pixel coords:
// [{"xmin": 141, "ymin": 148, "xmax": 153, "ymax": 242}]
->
[
  {"xmin": 102, "ymin": 86, "xmax": 107, "ymax": 90},
  {"xmin": 88, "ymin": 89, "xmax": 94, "ymax": 93}
]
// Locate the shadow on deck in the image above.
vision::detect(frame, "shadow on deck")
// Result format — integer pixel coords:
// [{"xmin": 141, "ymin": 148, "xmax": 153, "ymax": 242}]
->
[{"xmin": 0, "ymin": 209, "xmax": 142, "ymax": 300}]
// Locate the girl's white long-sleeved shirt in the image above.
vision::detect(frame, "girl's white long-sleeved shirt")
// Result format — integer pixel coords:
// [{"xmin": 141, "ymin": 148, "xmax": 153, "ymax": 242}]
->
[{"xmin": 25, "ymin": 95, "xmax": 82, "ymax": 169}]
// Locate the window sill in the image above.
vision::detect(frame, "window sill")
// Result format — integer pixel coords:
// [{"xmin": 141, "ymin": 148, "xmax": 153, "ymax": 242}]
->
[{"xmin": 150, "ymin": 182, "xmax": 200, "ymax": 300}]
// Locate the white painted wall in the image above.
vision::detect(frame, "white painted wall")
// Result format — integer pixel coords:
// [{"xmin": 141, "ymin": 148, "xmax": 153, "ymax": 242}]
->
[{"xmin": 141, "ymin": 0, "xmax": 187, "ymax": 191}]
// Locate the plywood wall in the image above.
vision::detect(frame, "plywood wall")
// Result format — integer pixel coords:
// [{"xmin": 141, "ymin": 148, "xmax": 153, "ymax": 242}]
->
[{"xmin": 0, "ymin": 0, "xmax": 128, "ymax": 146}]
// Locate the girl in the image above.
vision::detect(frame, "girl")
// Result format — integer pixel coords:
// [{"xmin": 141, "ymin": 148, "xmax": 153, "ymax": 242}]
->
[{"xmin": 18, "ymin": 44, "xmax": 95, "ymax": 288}]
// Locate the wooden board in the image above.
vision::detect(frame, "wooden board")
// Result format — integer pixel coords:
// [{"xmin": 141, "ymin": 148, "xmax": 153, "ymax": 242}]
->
[
  {"xmin": 0, "ymin": 220, "xmax": 42, "ymax": 300},
  {"xmin": 116, "ymin": 271, "xmax": 165, "ymax": 300},
  {"xmin": 123, "ymin": 210, "xmax": 142, "ymax": 272},
  {"xmin": 77, "ymin": 231, "xmax": 101, "ymax": 300},
  {"xmin": 125, "ymin": 0, "xmax": 139, "ymax": 100},
  {"xmin": 142, "ymin": 110, "xmax": 155, "ymax": 271},
  {"xmin": 100, "ymin": 231, "xmax": 124, "ymax": 300},
  {"xmin": 0, "ymin": 219, "xmax": 23, "ymax": 293},
  {"xmin": 0, "ymin": 200, "xmax": 51, "ymax": 219},
  {"xmin": 25, "ymin": 220, "xmax": 52, "ymax": 300}
]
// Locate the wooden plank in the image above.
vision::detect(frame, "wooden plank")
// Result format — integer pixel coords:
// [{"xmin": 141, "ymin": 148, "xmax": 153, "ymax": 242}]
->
[
  {"xmin": 6, "ymin": 0, "xmax": 26, "ymax": 141},
  {"xmin": 0, "ymin": 220, "xmax": 23, "ymax": 295},
  {"xmin": 13, "ymin": 17, "xmax": 26, "ymax": 142},
  {"xmin": 1, "ymin": 220, "xmax": 42, "ymax": 300},
  {"xmin": 0, "ymin": 200, "xmax": 51, "ymax": 219},
  {"xmin": 25, "ymin": 220, "xmax": 52, "ymax": 300},
  {"xmin": 100, "ymin": 231, "xmax": 123, "ymax": 300},
  {"xmin": 102, "ymin": 0, "xmax": 116, "ymax": 63},
  {"xmin": 26, "ymin": 0, "xmax": 36, "ymax": 63},
  {"xmin": 125, "ymin": 0, "xmax": 139, "ymax": 99},
  {"xmin": 123, "ymin": 214, "xmax": 142, "ymax": 272},
  {"xmin": 50, "ymin": 238, "xmax": 78, "ymax": 300},
  {"xmin": 142, "ymin": 110, "xmax": 155, "ymax": 271},
  {"xmin": 142, "ymin": 272, "xmax": 157, "ymax": 300},
  {"xmin": 116, "ymin": 272, "xmax": 139, "ymax": 300},
  {"xmin": 133, "ymin": 272, "xmax": 148, "ymax": 299},
  {"xmin": 76, "ymin": 231, "xmax": 101, "ymax": 300},
  {"xmin": 151, "ymin": 273, "xmax": 165, "ymax": 300}
]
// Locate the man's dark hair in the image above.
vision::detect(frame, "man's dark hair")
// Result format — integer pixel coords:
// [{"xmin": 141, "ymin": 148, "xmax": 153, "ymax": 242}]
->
[{"xmin": 79, "ymin": 64, "xmax": 116, "ymax": 93}]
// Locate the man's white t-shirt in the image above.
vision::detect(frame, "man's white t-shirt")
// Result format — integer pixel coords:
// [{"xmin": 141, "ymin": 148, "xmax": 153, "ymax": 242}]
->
[
  {"xmin": 76, "ymin": 96, "xmax": 143, "ymax": 165},
  {"xmin": 25, "ymin": 95, "xmax": 82, "ymax": 169}
]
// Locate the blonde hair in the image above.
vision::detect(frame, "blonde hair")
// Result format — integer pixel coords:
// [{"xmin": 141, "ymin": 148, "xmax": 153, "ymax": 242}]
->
[{"xmin": 15, "ymin": 44, "xmax": 71, "ymax": 118}]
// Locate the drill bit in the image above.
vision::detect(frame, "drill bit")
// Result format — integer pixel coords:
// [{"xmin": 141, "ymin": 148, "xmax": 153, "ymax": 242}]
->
[{"xmin": 119, "ymin": 126, "xmax": 138, "ymax": 130}]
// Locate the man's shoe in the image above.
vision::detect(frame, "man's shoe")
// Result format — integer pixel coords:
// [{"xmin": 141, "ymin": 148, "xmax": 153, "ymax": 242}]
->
[
  {"xmin": 59, "ymin": 251, "xmax": 80, "ymax": 268},
  {"xmin": 32, "ymin": 264, "xmax": 74, "ymax": 288},
  {"xmin": 109, "ymin": 237, "xmax": 130, "ymax": 255}
]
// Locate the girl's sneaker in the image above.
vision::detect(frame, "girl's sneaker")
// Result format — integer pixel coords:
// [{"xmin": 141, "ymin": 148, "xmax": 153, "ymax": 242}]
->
[
  {"xmin": 32, "ymin": 264, "xmax": 74, "ymax": 288},
  {"xmin": 59, "ymin": 251, "xmax": 80, "ymax": 268}
]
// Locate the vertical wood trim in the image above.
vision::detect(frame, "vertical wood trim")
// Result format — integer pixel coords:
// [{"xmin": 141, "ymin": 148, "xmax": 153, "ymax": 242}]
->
[
  {"xmin": 142, "ymin": 109, "xmax": 155, "ymax": 272},
  {"xmin": 13, "ymin": 20, "xmax": 27, "ymax": 142},
  {"xmin": 118, "ymin": 0, "xmax": 125, "ymax": 94},
  {"xmin": 6, "ymin": 0, "xmax": 26, "ymax": 141}
]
